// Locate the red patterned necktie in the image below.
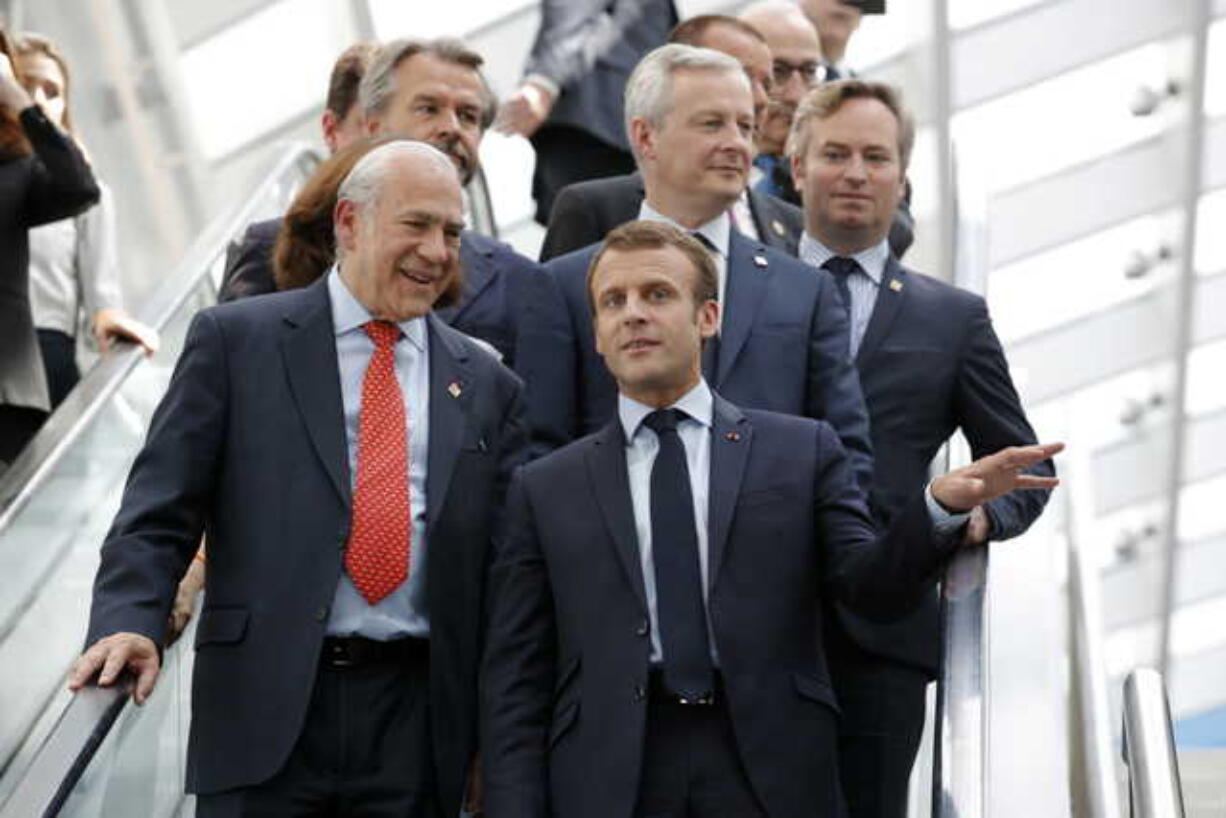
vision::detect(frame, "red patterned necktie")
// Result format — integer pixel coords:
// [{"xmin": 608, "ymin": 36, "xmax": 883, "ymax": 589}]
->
[{"xmin": 345, "ymin": 320, "xmax": 411, "ymax": 604}]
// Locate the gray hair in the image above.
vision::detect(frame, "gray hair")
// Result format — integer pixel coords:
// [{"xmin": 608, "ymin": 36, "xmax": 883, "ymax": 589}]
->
[
  {"xmin": 359, "ymin": 37, "xmax": 497, "ymax": 129},
  {"xmin": 623, "ymin": 44, "xmax": 748, "ymax": 154},
  {"xmin": 334, "ymin": 140, "xmax": 458, "ymax": 259}
]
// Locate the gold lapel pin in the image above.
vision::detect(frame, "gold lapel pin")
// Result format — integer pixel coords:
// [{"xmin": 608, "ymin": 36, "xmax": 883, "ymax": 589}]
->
[
  {"xmin": 724, "ymin": 431, "xmax": 742, "ymax": 442},
  {"xmin": 889, "ymin": 279, "xmax": 903, "ymax": 292},
  {"xmin": 447, "ymin": 380, "xmax": 462, "ymax": 398},
  {"xmin": 753, "ymin": 254, "xmax": 768, "ymax": 268},
  {"xmin": 771, "ymin": 219, "xmax": 786, "ymax": 237}
]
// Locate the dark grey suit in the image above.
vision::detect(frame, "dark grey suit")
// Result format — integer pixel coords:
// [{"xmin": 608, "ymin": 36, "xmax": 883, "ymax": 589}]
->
[
  {"xmin": 85, "ymin": 278, "xmax": 527, "ymax": 812},
  {"xmin": 539, "ymin": 173, "xmax": 804, "ymax": 262},
  {"xmin": 524, "ymin": 0, "xmax": 678, "ymax": 221}
]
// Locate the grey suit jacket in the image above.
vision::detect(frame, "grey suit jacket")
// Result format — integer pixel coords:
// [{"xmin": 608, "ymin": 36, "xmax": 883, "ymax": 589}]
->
[{"xmin": 525, "ymin": 0, "xmax": 678, "ymax": 150}]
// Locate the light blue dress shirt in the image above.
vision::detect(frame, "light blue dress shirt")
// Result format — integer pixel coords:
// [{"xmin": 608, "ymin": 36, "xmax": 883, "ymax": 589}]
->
[
  {"xmin": 619, "ymin": 379, "xmax": 718, "ymax": 665},
  {"xmin": 798, "ymin": 233, "xmax": 890, "ymax": 360},
  {"xmin": 325, "ymin": 269, "xmax": 432, "ymax": 639}
]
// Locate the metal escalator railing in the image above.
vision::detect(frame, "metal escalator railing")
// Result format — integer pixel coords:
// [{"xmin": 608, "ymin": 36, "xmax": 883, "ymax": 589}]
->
[
  {"xmin": 0, "ymin": 142, "xmax": 323, "ymax": 816},
  {"xmin": 1122, "ymin": 669, "xmax": 1187, "ymax": 818}
]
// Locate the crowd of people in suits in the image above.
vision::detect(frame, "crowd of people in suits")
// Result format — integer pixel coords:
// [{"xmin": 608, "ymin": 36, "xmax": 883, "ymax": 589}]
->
[{"xmin": 54, "ymin": 2, "xmax": 1061, "ymax": 818}]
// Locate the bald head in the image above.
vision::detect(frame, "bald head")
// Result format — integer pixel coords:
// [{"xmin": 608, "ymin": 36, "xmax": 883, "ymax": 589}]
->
[{"xmin": 740, "ymin": 2, "xmax": 824, "ymax": 155}]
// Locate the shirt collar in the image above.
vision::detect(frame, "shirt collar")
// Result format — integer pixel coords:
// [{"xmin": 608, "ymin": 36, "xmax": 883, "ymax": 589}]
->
[
  {"xmin": 328, "ymin": 267, "xmax": 427, "ymax": 352},
  {"xmin": 618, "ymin": 378, "xmax": 714, "ymax": 444},
  {"xmin": 638, "ymin": 201, "xmax": 731, "ymax": 258},
  {"xmin": 797, "ymin": 233, "xmax": 889, "ymax": 286}
]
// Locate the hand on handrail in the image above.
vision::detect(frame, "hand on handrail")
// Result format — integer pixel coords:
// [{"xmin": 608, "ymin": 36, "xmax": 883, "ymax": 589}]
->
[{"xmin": 67, "ymin": 632, "xmax": 160, "ymax": 705}]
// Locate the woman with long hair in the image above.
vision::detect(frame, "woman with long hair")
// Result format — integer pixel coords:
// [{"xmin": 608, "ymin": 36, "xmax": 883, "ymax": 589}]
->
[
  {"xmin": 0, "ymin": 31, "xmax": 99, "ymax": 466},
  {"xmin": 15, "ymin": 33, "xmax": 156, "ymax": 409}
]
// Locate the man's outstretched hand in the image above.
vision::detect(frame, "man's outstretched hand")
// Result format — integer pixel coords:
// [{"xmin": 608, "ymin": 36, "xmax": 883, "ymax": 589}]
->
[
  {"xmin": 931, "ymin": 442, "xmax": 1063, "ymax": 535},
  {"xmin": 68, "ymin": 632, "xmax": 161, "ymax": 705}
]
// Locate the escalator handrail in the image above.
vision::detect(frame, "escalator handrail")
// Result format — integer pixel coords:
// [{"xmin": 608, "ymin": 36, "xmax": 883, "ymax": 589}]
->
[
  {"xmin": 0, "ymin": 142, "xmax": 323, "ymax": 534},
  {"xmin": 1122, "ymin": 668, "xmax": 1187, "ymax": 818}
]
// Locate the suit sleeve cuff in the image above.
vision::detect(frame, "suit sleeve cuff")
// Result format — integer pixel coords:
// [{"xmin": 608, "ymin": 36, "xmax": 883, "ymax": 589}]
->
[
  {"xmin": 925, "ymin": 482, "xmax": 971, "ymax": 535},
  {"xmin": 522, "ymin": 73, "xmax": 560, "ymax": 99}
]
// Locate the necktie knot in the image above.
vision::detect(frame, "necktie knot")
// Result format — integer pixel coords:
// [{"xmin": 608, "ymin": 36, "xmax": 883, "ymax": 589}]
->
[
  {"xmin": 644, "ymin": 408, "xmax": 688, "ymax": 437},
  {"xmin": 363, "ymin": 320, "xmax": 400, "ymax": 350},
  {"xmin": 821, "ymin": 256, "xmax": 861, "ymax": 280}
]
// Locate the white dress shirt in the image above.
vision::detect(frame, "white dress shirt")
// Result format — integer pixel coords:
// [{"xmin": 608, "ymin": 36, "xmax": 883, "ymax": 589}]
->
[
  {"xmin": 326, "ymin": 269, "xmax": 432, "ymax": 639},
  {"xmin": 619, "ymin": 379, "xmax": 719, "ymax": 665}
]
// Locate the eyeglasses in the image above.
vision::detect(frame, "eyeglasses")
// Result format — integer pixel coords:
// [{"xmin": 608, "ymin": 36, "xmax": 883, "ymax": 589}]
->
[{"xmin": 771, "ymin": 59, "xmax": 824, "ymax": 86}]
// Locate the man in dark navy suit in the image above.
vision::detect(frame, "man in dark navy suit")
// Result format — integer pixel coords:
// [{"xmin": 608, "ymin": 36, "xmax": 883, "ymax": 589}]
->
[
  {"xmin": 220, "ymin": 38, "xmax": 539, "ymax": 368},
  {"xmin": 518, "ymin": 44, "xmax": 874, "ymax": 490},
  {"xmin": 482, "ymin": 220, "xmax": 1060, "ymax": 818},
  {"xmin": 787, "ymin": 79, "xmax": 1056, "ymax": 818},
  {"xmin": 72, "ymin": 143, "xmax": 527, "ymax": 817}
]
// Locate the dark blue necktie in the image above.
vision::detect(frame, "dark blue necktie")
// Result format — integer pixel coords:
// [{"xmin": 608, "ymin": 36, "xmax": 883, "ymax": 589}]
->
[
  {"xmin": 643, "ymin": 408, "xmax": 713, "ymax": 700},
  {"xmin": 821, "ymin": 255, "xmax": 859, "ymax": 319}
]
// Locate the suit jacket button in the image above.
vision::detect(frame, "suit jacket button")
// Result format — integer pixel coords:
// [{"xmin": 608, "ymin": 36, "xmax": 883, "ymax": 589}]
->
[
  {"xmin": 634, "ymin": 683, "xmax": 646, "ymax": 702},
  {"xmin": 635, "ymin": 619, "xmax": 649, "ymax": 637}
]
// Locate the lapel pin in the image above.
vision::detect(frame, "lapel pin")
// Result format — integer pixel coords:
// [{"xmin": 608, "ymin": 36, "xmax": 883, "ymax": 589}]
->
[
  {"xmin": 753, "ymin": 254, "xmax": 768, "ymax": 268},
  {"xmin": 724, "ymin": 431, "xmax": 742, "ymax": 442},
  {"xmin": 447, "ymin": 380, "xmax": 462, "ymax": 398},
  {"xmin": 771, "ymin": 219, "xmax": 786, "ymax": 237},
  {"xmin": 889, "ymin": 279, "xmax": 903, "ymax": 292}
]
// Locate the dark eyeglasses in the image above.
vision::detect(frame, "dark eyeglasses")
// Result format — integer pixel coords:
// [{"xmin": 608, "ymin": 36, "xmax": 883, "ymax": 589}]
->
[{"xmin": 771, "ymin": 59, "xmax": 824, "ymax": 86}]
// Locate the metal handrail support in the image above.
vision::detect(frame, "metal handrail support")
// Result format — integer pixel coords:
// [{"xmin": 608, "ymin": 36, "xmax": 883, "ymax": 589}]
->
[
  {"xmin": 1121, "ymin": 669, "xmax": 1185, "ymax": 818},
  {"xmin": 1064, "ymin": 456, "xmax": 1126, "ymax": 818},
  {"xmin": 933, "ymin": 546, "xmax": 989, "ymax": 818}
]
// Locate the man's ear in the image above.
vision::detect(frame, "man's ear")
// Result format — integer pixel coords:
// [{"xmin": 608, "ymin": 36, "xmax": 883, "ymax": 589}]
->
[
  {"xmin": 697, "ymin": 299, "xmax": 720, "ymax": 340},
  {"xmin": 630, "ymin": 118, "xmax": 656, "ymax": 161},
  {"xmin": 334, "ymin": 198, "xmax": 360, "ymax": 253},
  {"xmin": 321, "ymin": 110, "xmax": 339, "ymax": 153}
]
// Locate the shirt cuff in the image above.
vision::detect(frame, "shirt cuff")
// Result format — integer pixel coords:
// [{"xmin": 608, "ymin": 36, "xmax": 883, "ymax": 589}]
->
[
  {"xmin": 522, "ymin": 73, "xmax": 560, "ymax": 100},
  {"xmin": 925, "ymin": 482, "xmax": 971, "ymax": 535}
]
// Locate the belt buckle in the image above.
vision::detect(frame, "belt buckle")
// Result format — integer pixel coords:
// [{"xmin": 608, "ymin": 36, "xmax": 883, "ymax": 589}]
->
[{"xmin": 326, "ymin": 641, "xmax": 356, "ymax": 668}]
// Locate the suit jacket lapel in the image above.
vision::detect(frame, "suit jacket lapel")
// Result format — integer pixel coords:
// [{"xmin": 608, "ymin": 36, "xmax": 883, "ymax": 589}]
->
[
  {"xmin": 856, "ymin": 257, "xmax": 908, "ymax": 367},
  {"xmin": 747, "ymin": 188, "xmax": 799, "ymax": 255},
  {"xmin": 281, "ymin": 279, "xmax": 350, "ymax": 505},
  {"xmin": 717, "ymin": 234, "xmax": 772, "ymax": 386},
  {"xmin": 707, "ymin": 395, "xmax": 751, "ymax": 589},
  {"xmin": 585, "ymin": 421, "xmax": 648, "ymax": 610},
  {"xmin": 439, "ymin": 233, "xmax": 496, "ymax": 326},
  {"xmin": 425, "ymin": 314, "xmax": 474, "ymax": 530}
]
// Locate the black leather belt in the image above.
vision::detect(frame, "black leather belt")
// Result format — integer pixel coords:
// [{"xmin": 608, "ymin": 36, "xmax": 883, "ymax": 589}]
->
[
  {"xmin": 648, "ymin": 669, "xmax": 722, "ymax": 707},
  {"xmin": 320, "ymin": 636, "xmax": 429, "ymax": 669}
]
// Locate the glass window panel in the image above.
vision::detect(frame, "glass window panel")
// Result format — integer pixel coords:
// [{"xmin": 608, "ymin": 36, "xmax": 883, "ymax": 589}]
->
[
  {"xmin": 368, "ymin": 0, "xmax": 526, "ymax": 39},
  {"xmin": 845, "ymin": 4, "xmax": 924, "ymax": 71},
  {"xmin": 1178, "ymin": 473, "xmax": 1226, "ymax": 542},
  {"xmin": 952, "ymin": 43, "xmax": 1170, "ymax": 194},
  {"xmin": 478, "ymin": 130, "xmax": 537, "ymax": 232},
  {"xmin": 1032, "ymin": 361, "xmax": 1173, "ymax": 452},
  {"xmin": 1106, "ymin": 591, "xmax": 1226, "ymax": 676},
  {"xmin": 988, "ymin": 212, "xmax": 1177, "ymax": 343},
  {"xmin": 949, "ymin": 0, "xmax": 1050, "ymax": 31},
  {"xmin": 180, "ymin": 0, "xmax": 343, "ymax": 160},
  {"xmin": 1195, "ymin": 187, "xmax": 1226, "ymax": 275},
  {"xmin": 1185, "ymin": 338, "xmax": 1226, "ymax": 415},
  {"xmin": 1205, "ymin": 18, "xmax": 1226, "ymax": 118}
]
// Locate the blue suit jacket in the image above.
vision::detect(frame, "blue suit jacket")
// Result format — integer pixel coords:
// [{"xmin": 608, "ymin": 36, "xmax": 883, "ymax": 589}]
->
[
  {"xmin": 517, "ymin": 232, "xmax": 874, "ymax": 489},
  {"xmin": 482, "ymin": 396, "xmax": 958, "ymax": 818},
  {"xmin": 832, "ymin": 258, "xmax": 1053, "ymax": 673},
  {"xmin": 218, "ymin": 219, "xmax": 540, "ymax": 368},
  {"xmin": 85, "ymin": 279, "xmax": 527, "ymax": 809}
]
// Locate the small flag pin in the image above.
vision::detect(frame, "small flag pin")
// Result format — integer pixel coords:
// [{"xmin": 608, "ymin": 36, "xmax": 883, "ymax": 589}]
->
[
  {"xmin": 448, "ymin": 381, "xmax": 462, "ymax": 398},
  {"xmin": 753, "ymin": 254, "xmax": 768, "ymax": 268},
  {"xmin": 889, "ymin": 279, "xmax": 903, "ymax": 292},
  {"xmin": 771, "ymin": 219, "xmax": 786, "ymax": 237},
  {"xmin": 724, "ymin": 431, "xmax": 742, "ymax": 442}
]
